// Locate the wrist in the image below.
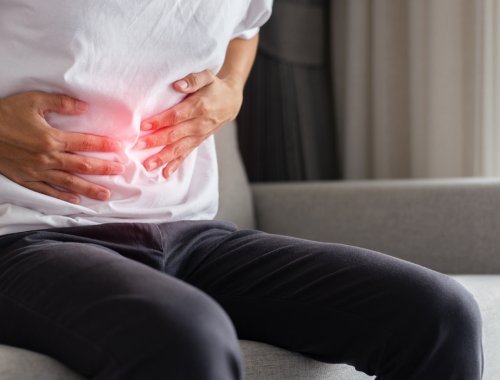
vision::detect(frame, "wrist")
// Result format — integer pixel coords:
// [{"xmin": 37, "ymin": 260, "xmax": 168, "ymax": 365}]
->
[{"xmin": 217, "ymin": 72, "xmax": 246, "ymax": 94}]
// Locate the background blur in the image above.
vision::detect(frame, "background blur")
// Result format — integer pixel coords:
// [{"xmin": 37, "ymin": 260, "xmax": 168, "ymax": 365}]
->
[{"xmin": 237, "ymin": 0, "xmax": 500, "ymax": 182}]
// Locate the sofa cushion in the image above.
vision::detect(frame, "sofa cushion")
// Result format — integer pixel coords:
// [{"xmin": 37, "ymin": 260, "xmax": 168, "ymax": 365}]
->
[
  {"xmin": 454, "ymin": 275, "xmax": 500, "ymax": 380},
  {"xmin": 240, "ymin": 340, "xmax": 373, "ymax": 380},
  {"xmin": 214, "ymin": 122, "xmax": 256, "ymax": 230},
  {"xmin": 0, "ymin": 346, "xmax": 83, "ymax": 380}
]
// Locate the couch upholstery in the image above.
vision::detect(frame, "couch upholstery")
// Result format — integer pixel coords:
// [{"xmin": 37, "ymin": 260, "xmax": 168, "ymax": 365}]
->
[{"xmin": 0, "ymin": 122, "xmax": 499, "ymax": 379}]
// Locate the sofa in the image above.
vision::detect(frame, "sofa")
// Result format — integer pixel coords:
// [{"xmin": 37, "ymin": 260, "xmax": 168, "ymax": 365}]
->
[{"xmin": 1, "ymin": 122, "xmax": 499, "ymax": 379}]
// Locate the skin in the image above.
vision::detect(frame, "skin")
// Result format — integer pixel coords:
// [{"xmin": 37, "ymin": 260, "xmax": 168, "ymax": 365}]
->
[{"xmin": 0, "ymin": 35, "xmax": 259, "ymax": 204}]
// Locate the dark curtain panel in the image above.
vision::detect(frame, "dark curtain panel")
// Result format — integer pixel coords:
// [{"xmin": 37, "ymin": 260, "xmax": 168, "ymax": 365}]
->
[{"xmin": 237, "ymin": 0, "xmax": 340, "ymax": 182}]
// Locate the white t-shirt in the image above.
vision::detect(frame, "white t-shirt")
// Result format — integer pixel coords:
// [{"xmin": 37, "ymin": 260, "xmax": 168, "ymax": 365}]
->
[{"xmin": 0, "ymin": 0, "xmax": 273, "ymax": 236}]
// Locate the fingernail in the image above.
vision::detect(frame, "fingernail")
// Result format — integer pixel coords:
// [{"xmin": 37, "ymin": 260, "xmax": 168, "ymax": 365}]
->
[
  {"xmin": 146, "ymin": 160, "xmax": 159, "ymax": 171},
  {"xmin": 142, "ymin": 122, "xmax": 153, "ymax": 130},
  {"xmin": 176, "ymin": 80, "xmax": 189, "ymax": 90},
  {"xmin": 97, "ymin": 191, "xmax": 109, "ymax": 201},
  {"xmin": 112, "ymin": 165, "xmax": 125, "ymax": 175},
  {"xmin": 76, "ymin": 101, "xmax": 88, "ymax": 112},
  {"xmin": 68, "ymin": 196, "xmax": 80, "ymax": 204}
]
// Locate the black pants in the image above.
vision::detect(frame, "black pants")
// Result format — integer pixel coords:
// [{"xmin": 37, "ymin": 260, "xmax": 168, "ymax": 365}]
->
[{"xmin": 0, "ymin": 221, "xmax": 483, "ymax": 379}]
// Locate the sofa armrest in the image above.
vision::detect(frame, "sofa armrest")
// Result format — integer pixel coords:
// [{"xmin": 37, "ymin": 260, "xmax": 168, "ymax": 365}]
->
[{"xmin": 251, "ymin": 178, "xmax": 500, "ymax": 274}]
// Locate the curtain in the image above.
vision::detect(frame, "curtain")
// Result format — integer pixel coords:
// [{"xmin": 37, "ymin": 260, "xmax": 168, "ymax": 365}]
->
[
  {"xmin": 332, "ymin": 0, "xmax": 500, "ymax": 180},
  {"xmin": 237, "ymin": 0, "xmax": 341, "ymax": 182}
]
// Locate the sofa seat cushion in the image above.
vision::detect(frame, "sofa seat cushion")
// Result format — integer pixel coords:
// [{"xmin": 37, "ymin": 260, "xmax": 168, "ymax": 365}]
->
[
  {"xmin": 0, "ymin": 346, "xmax": 83, "ymax": 380},
  {"xmin": 0, "ymin": 275, "xmax": 498, "ymax": 380},
  {"xmin": 240, "ymin": 340, "xmax": 372, "ymax": 380},
  {"xmin": 454, "ymin": 275, "xmax": 500, "ymax": 380}
]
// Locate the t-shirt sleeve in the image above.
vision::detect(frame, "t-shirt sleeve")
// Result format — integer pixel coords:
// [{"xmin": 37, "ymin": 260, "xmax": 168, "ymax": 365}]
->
[{"xmin": 232, "ymin": 0, "xmax": 273, "ymax": 40}]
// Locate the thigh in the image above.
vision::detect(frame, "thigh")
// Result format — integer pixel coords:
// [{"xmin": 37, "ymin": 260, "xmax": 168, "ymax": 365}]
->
[
  {"xmin": 0, "ymin": 233, "xmax": 233, "ymax": 379},
  {"xmin": 182, "ymin": 229, "xmax": 467, "ymax": 372}
]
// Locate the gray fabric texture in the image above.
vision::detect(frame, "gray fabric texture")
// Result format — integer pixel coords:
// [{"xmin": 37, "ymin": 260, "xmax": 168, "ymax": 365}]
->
[
  {"xmin": 214, "ymin": 122, "xmax": 256, "ymax": 229},
  {"xmin": 251, "ymin": 178, "xmax": 500, "ymax": 274},
  {"xmin": 240, "ymin": 341, "xmax": 373, "ymax": 380},
  {"xmin": 455, "ymin": 275, "xmax": 500, "ymax": 380},
  {"xmin": 0, "ymin": 346, "xmax": 83, "ymax": 380}
]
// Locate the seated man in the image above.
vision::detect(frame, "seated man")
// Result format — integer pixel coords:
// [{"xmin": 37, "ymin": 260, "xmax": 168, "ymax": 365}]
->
[{"xmin": 0, "ymin": 1, "xmax": 483, "ymax": 379}]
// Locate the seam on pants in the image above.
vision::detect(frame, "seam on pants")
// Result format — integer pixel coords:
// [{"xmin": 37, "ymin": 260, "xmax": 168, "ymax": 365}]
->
[{"xmin": 152, "ymin": 223, "xmax": 165, "ymax": 252}]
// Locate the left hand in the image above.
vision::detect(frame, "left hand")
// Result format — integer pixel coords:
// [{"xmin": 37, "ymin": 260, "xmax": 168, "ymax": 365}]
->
[{"xmin": 135, "ymin": 70, "xmax": 243, "ymax": 178}]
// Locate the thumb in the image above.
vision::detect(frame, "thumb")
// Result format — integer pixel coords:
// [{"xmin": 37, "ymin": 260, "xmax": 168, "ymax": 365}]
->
[
  {"xmin": 36, "ymin": 92, "xmax": 88, "ymax": 115},
  {"xmin": 173, "ymin": 70, "xmax": 215, "ymax": 93}
]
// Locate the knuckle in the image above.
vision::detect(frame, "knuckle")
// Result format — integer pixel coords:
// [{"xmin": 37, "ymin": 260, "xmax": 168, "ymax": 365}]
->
[
  {"xmin": 189, "ymin": 74, "xmax": 199, "ymax": 89},
  {"xmin": 100, "ymin": 139, "xmax": 114, "ymax": 151},
  {"xmin": 58, "ymin": 95, "xmax": 74, "ymax": 110},
  {"xmin": 39, "ymin": 131, "xmax": 61, "ymax": 152},
  {"xmin": 194, "ymin": 123, "xmax": 207, "ymax": 136},
  {"xmin": 60, "ymin": 174, "xmax": 76, "ymax": 188},
  {"xmin": 27, "ymin": 90, "xmax": 44, "ymax": 102},
  {"xmin": 169, "ymin": 129, "xmax": 180, "ymax": 142},
  {"xmin": 38, "ymin": 153, "xmax": 53, "ymax": 167},
  {"xmin": 76, "ymin": 160, "xmax": 92, "ymax": 173},
  {"xmin": 102, "ymin": 164, "xmax": 114, "ymax": 175},
  {"xmin": 50, "ymin": 152, "xmax": 64, "ymax": 168},
  {"xmin": 172, "ymin": 143, "xmax": 184, "ymax": 158},
  {"xmin": 26, "ymin": 92, "xmax": 41, "ymax": 108},
  {"xmin": 79, "ymin": 138, "xmax": 93, "ymax": 151},
  {"xmin": 169, "ymin": 109, "xmax": 179, "ymax": 125},
  {"xmin": 198, "ymin": 98, "xmax": 209, "ymax": 113}
]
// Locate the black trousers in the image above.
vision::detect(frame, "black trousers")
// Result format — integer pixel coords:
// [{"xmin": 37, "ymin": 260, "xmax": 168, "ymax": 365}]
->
[{"xmin": 0, "ymin": 221, "xmax": 483, "ymax": 379}]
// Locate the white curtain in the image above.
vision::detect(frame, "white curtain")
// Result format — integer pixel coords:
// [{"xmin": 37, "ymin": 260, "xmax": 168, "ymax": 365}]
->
[{"xmin": 331, "ymin": 0, "xmax": 500, "ymax": 179}]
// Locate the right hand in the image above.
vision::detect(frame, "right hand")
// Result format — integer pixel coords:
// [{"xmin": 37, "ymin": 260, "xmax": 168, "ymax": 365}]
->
[{"xmin": 0, "ymin": 91, "xmax": 124, "ymax": 204}]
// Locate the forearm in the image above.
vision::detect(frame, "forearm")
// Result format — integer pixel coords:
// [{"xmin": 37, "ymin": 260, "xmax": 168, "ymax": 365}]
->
[{"xmin": 217, "ymin": 35, "xmax": 259, "ymax": 93}]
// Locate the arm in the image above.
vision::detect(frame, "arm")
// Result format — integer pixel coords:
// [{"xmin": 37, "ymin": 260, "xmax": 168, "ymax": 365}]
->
[
  {"xmin": 215, "ymin": 34, "xmax": 260, "ymax": 96},
  {"xmin": 135, "ymin": 35, "xmax": 260, "ymax": 178}
]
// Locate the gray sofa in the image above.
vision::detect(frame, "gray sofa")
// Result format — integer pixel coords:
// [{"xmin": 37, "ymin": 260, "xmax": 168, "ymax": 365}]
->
[{"xmin": 1, "ymin": 122, "xmax": 499, "ymax": 379}]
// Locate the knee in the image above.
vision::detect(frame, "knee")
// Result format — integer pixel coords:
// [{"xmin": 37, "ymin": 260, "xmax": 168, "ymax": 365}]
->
[
  {"xmin": 430, "ymin": 276, "xmax": 480, "ymax": 327},
  {"xmin": 158, "ymin": 288, "xmax": 239, "ymax": 352},
  {"xmin": 411, "ymin": 273, "xmax": 482, "ymax": 346},
  {"xmin": 136, "ymin": 287, "xmax": 243, "ymax": 379}
]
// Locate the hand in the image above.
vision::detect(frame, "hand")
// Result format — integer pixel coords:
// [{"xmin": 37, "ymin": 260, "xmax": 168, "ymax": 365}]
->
[
  {"xmin": 0, "ymin": 91, "xmax": 124, "ymax": 204},
  {"xmin": 135, "ymin": 70, "xmax": 243, "ymax": 178}
]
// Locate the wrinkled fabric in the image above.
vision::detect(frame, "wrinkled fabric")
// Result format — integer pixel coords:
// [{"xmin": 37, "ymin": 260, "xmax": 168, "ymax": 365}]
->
[{"xmin": 0, "ymin": 0, "xmax": 273, "ymax": 235}]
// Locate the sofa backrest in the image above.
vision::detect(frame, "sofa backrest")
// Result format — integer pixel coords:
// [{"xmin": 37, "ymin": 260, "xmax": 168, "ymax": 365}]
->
[{"xmin": 214, "ymin": 121, "xmax": 256, "ymax": 229}]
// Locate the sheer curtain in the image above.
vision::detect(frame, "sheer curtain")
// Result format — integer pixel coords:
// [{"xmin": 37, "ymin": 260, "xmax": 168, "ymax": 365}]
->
[{"xmin": 331, "ymin": 0, "xmax": 500, "ymax": 180}]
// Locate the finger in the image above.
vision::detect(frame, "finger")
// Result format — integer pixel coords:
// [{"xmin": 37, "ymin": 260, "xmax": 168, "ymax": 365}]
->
[
  {"xmin": 26, "ymin": 181, "xmax": 81, "ymax": 205},
  {"xmin": 173, "ymin": 70, "xmax": 216, "ymax": 94},
  {"xmin": 32, "ymin": 92, "xmax": 88, "ymax": 115},
  {"xmin": 162, "ymin": 157, "xmax": 184, "ymax": 179},
  {"xmin": 44, "ymin": 170, "xmax": 111, "ymax": 201},
  {"xmin": 135, "ymin": 120, "xmax": 205, "ymax": 149},
  {"xmin": 55, "ymin": 130, "xmax": 122, "ymax": 152},
  {"xmin": 143, "ymin": 137, "xmax": 200, "ymax": 172},
  {"xmin": 141, "ymin": 98, "xmax": 198, "ymax": 131},
  {"xmin": 59, "ymin": 153, "xmax": 125, "ymax": 175}
]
